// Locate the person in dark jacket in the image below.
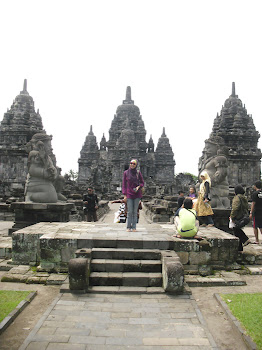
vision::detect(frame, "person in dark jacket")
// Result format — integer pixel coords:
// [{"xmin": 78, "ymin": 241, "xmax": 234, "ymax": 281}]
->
[
  {"xmin": 83, "ymin": 187, "xmax": 99, "ymax": 222},
  {"xmin": 230, "ymin": 185, "xmax": 250, "ymax": 251}
]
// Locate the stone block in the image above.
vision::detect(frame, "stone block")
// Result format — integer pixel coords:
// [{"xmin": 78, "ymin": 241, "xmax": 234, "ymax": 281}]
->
[
  {"xmin": 176, "ymin": 252, "xmax": 189, "ymax": 265},
  {"xmin": 40, "ymin": 237, "xmax": 78, "ymax": 271},
  {"xmin": 189, "ymin": 251, "xmax": 211, "ymax": 265},
  {"xmin": 1, "ymin": 273, "xmax": 28, "ymax": 283},
  {"xmin": 198, "ymin": 264, "xmax": 213, "ymax": 276},
  {"xmin": 210, "ymin": 247, "xmax": 219, "ymax": 261},
  {"xmin": 183, "ymin": 265, "xmax": 199, "ymax": 274},
  {"xmin": 162, "ymin": 253, "xmax": 184, "ymax": 293},
  {"xmin": 75, "ymin": 248, "xmax": 92, "ymax": 259},
  {"xmin": 12, "ymin": 230, "xmax": 43, "ymax": 265},
  {"xmin": 69, "ymin": 258, "xmax": 90, "ymax": 290},
  {"xmin": 47, "ymin": 274, "xmax": 68, "ymax": 285},
  {"xmin": 173, "ymin": 240, "xmax": 200, "ymax": 252}
]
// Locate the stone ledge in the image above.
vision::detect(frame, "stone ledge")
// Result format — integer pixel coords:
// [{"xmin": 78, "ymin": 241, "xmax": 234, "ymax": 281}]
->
[
  {"xmin": 1, "ymin": 267, "xmax": 68, "ymax": 285},
  {"xmin": 185, "ymin": 272, "xmax": 246, "ymax": 287},
  {"xmin": 0, "ymin": 291, "xmax": 37, "ymax": 335}
]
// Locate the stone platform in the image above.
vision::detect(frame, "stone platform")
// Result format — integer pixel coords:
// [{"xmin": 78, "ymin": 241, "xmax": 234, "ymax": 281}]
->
[
  {"xmin": 9, "ymin": 202, "xmax": 75, "ymax": 235},
  {"xmin": 11, "ymin": 221, "xmax": 239, "ymax": 274}
]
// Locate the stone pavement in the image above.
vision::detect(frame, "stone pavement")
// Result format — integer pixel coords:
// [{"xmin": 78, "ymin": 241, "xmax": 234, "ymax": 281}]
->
[{"xmin": 19, "ymin": 292, "xmax": 218, "ymax": 350}]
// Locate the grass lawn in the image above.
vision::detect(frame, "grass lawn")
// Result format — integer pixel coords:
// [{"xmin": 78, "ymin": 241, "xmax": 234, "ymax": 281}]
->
[
  {"xmin": 0, "ymin": 290, "xmax": 32, "ymax": 322},
  {"xmin": 221, "ymin": 293, "xmax": 262, "ymax": 350}
]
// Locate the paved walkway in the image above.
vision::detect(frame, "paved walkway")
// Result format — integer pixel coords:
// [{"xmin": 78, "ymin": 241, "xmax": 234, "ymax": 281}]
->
[{"xmin": 19, "ymin": 292, "xmax": 217, "ymax": 350}]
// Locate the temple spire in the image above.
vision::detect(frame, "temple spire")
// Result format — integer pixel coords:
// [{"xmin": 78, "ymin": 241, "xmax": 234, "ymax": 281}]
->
[
  {"xmin": 161, "ymin": 127, "xmax": 166, "ymax": 137},
  {"xmin": 20, "ymin": 79, "xmax": 29, "ymax": 95},
  {"xmin": 232, "ymin": 82, "xmax": 235, "ymax": 96},
  {"xmin": 230, "ymin": 82, "xmax": 238, "ymax": 98},
  {"xmin": 88, "ymin": 125, "xmax": 94, "ymax": 136},
  {"xmin": 123, "ymin": 86, "xmax": 134, "ymax": 105}
]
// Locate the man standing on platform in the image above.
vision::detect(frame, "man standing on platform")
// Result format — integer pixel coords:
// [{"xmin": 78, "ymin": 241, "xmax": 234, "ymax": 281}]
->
[
  {"xmin": 83, "ymin": 187, "xmax": 99, "ymax": 222},
  {"xmin": 250, "ymin": 181, "xmax": 262, "ymax": 244}
]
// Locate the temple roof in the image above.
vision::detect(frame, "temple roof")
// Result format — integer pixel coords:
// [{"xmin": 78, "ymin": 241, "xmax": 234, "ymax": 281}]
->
[
  {"xmin": 0, "ymin": 79, "xmax": 44, "ymax": 135},
  {"xmin": 116, "ymin": 86, "xmax": 140, "ymax": 114}
]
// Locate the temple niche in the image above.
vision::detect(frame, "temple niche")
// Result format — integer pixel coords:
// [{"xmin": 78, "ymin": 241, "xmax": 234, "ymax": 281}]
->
[
  {"xmin": 0, "ymin": 80, "xmax": 45, "ymax": 198},
  {"xmin": 78, "ymin": 87, "xmax": 176, "ymax": 194},
  {"xmin": 207, "ymin": 82, "xmax": 261, "ymax": 187}
]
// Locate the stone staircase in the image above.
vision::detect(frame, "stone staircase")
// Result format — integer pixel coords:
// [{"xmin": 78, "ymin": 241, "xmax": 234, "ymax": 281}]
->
[
  {"xmin": 89, "ymin": 248, "xmax": 163, "ymax": 291},
  {"xmin": 68, "ymin": 246, "xmax": 185, "ymax": 294}
]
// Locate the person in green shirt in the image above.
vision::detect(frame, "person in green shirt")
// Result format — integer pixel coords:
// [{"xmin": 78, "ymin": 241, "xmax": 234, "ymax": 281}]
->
[{"xmin": 173, "ymin": 198, "xmax": 200, "ymax": 239}]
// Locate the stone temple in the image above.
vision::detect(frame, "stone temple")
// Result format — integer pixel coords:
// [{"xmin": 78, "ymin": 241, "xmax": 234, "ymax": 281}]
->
[
  {"xmin": 0, "ymin": 80, "xmax": 45, "ymax": 198},
  {"xmin": 201, "ymin": 82, "xmax": 261, "ymax": 187},
  {"xmin": 78, "ymin": 87, "xmax": 176, "ymax": 194}
]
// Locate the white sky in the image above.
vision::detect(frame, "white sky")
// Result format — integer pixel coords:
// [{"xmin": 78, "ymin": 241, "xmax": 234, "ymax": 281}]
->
[{"xmin": 0, "ymin": 0, "xmax": 262, "ymax": 176}]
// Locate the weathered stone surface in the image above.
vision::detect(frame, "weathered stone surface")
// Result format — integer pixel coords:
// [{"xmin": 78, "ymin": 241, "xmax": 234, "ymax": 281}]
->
[
  {"xmin": 0, "ymin": 80, "xmax": 44, "ymax": 199},
  {"xmin": 208, "ymin": 82, "xmax": 261, "ymax": 187},
  {"xmin": 175, "ymin": 252, "xmax": 189, "ymax": 265},
  {"xmin": 10, "ymin": 202, "xmax": 74, "ymax": 234},
  {"xmin": 9, "ymin": 222, "xmax": 240, "ymax": 273},
  {"xmin": 198, "ymin": 136, "xmax": 230, "ymax": 209},
  {"xmin": 161, "ymin": 251, "xmax": 184, "ymax": 293},
  {"xmin": 68, "ymin": 257, "xmax": 90, "ymax": 290},
  {"xmin": 189, "ymin": 251, "xmax": 211, "ymax": 265},
  {"xmin": 198, "ymin": 264, "xmax": 213, "ymax": 276}
]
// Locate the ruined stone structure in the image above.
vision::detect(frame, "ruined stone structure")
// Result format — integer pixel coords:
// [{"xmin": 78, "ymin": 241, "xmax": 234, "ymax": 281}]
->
[
  {"xmin": 207, "ymin": 82, "xmax": 261, "ymax": 187},
  {"xmin": 0, "ymin": 80, "xmax": 44, "ymax": 198},
  {"xmin": 78, "ymin": 87, "xmax": 176, "ymax": 194}
]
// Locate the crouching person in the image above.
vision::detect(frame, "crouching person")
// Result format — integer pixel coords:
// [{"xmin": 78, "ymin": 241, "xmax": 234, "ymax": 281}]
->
[{"xmin": 173, "ymin": 198, "xmax": 201, "ymax": 240}]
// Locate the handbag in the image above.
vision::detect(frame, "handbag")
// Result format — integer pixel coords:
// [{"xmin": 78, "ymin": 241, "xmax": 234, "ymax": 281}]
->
[
  {"xmin": 136, "ymin": 170, "xmax": 145, "ymax": 195},
  {"xmin": 234, "ymin": 195, "xmax": 250, "ymax": 228},
  {"xmin": 234, "ymin": 216, "xmax": 250, "ymax": 229}
]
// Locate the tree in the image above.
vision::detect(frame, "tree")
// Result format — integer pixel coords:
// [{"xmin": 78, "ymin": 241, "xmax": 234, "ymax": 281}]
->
[{"xmin": 65, "ymin": 169, "xmax": 78, "ymax": 181}]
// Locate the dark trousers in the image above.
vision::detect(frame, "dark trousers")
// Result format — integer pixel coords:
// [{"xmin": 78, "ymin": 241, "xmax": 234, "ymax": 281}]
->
[
  {"xmin": 199, "ymin": 215, "xmax": 214, "ymax": 225},
  {"xmin": 87, "ymin": 210, "xmax": 98, "ymax": 222},
  {"xmin": 233, "ymin": 227, "xmax": 249, "ymax": 251}
]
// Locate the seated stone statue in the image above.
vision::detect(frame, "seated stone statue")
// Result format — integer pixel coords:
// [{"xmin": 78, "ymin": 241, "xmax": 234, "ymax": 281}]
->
[
  {"xmin": 54, "ymin": 167, "xmax": 67, "ymax": 202},
  {"xmin": 198, "ymin": 137, "xmax": 230, "ymax": 209},
  {"xmin": 25, "ymin": 133, "xmax": 60, "ymax": 203}
]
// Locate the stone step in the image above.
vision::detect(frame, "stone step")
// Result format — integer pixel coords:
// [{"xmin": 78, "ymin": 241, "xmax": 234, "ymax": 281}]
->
[
  {"xmin": 91, "ymin": 259, "xmax": 162, "ymax": 273},
  {"xmin": 91, "ymin": 248, "xmax": 161, "ymax": 260},
  {"xmin": 87, "ymin": 286, "xmax": 165, "ymax": 294},
  {"xmin": 89, "ymin": 272, "xmax": 162, "ymax": 287}
]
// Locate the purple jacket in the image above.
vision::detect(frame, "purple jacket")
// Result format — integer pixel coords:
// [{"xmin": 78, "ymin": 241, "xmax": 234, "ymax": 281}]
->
[{"xmin": 122, "ymin": 170, "xmax": 144, "ymax": 199}]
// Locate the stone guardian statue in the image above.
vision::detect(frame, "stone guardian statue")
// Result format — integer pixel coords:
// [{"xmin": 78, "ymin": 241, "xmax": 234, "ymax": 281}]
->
[
  {"xmin": 24, "ymin": 133, "xmax": 61, "ymax": 203},
  {"xmin": 198, "ymin": 137, "xmax": 230, "ymax": 209}
]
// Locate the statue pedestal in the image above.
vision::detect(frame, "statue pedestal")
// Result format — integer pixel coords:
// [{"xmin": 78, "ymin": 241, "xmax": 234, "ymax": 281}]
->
[
  {"xmin": 213, "ymin": 208, "xmax": 232, "ymax": 232},
  {"xmin": 9, "ymin": 202, "xmax": 75, "ymax": 235}
]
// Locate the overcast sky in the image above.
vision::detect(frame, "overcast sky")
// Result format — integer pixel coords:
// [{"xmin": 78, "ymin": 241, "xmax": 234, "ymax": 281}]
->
[{"xmin": 0, "ymin": 0, "xmax": 261, "ymax": 177}]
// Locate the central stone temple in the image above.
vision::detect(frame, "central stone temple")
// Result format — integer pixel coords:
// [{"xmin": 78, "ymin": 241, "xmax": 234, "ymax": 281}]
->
[{"xmin": 78, "ymin": 87, "xmax": 176, "ymax": 193}]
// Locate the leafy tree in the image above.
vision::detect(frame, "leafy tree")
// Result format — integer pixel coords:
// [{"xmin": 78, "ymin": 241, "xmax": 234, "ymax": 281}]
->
[{"xmin": 65, "ymin": 169, "xmax": 78, "ymax": 181}]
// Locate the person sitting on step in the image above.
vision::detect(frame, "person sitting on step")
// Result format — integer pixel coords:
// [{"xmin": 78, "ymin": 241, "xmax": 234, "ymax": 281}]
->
[{"xmin": 173, "ymin": 198, "xmax": 201, "ymax": 240}]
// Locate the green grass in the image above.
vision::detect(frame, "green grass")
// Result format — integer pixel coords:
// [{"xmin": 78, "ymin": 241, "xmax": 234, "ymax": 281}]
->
[
  {"xmin": 221, "ymin": 293, "xmax": 262, "ymax": 349},
  {"xmin": 0, "ymin": 290, "xmax": 32, "ymax": 322}
]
